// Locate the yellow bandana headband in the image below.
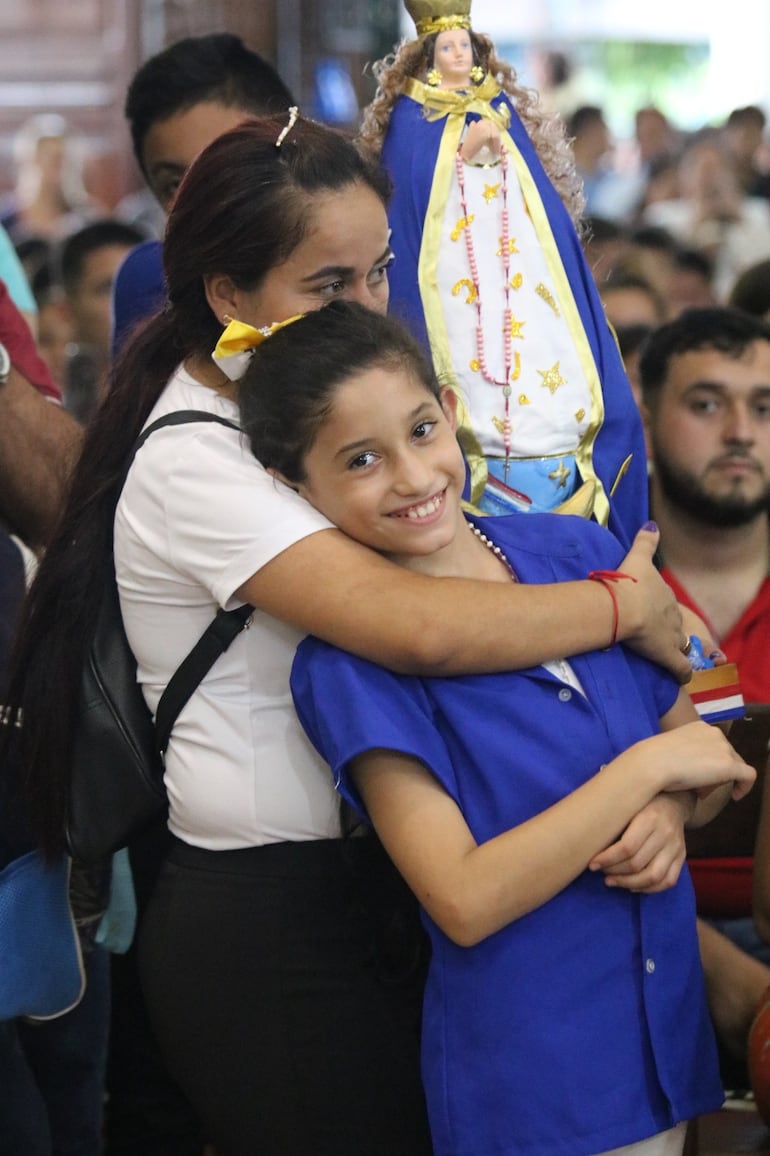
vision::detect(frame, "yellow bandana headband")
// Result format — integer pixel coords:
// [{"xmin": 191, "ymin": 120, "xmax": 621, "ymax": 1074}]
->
[{"xmin": 211, "ymin": 314, "xmax": 305, "ymax": 381}]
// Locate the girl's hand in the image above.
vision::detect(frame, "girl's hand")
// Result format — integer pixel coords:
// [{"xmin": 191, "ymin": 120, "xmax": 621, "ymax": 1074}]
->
[
  {"xmin": 589, "ymin": 793, "xmax": 693, "ymax": 893},
  {"xmin": 648, "ymin": 719, "xmax": 755, "ymax": 800}
]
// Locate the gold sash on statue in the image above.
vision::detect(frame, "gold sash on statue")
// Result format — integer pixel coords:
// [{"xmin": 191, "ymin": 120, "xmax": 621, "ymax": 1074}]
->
[{"xmin": 404, "ymin": 75, "xmax": 511, "ymax": 130}]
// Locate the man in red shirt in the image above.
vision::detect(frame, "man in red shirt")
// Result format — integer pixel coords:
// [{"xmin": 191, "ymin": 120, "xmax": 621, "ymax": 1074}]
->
[
  {"xmin": 641, "ymin": 307, "xmax": 769, "ymax": 704},
  {"xmin": 640, "ymin": 305, "xmax": 770, "ymax": 1086}
]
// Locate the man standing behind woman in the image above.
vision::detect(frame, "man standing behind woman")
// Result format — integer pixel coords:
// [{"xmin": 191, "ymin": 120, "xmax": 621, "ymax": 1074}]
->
[
  {"xmin": 112, "ymin": 32, "xmax": 295, "ymax": 354},
  {"xmin": 5, "ymin": 114, "xmax": 689, "ymax": 1156}
]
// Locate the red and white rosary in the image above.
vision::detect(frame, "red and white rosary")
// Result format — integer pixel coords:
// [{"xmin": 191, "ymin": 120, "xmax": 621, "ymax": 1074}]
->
[{"xmin": 454, "ymin": 144, "xmax": 515, "ymax": 464}]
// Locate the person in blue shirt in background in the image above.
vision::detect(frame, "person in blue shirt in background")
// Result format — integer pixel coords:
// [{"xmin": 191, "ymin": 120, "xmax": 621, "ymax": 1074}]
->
[{"xmin": 111, "ymin": 33, "xmax": 294, "ymax": 356}]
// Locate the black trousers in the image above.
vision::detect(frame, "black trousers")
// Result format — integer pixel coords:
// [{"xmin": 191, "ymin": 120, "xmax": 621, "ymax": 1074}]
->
[{"xmin": 138, "ymin": 834, "xmax": 433, "ymax": 1156}]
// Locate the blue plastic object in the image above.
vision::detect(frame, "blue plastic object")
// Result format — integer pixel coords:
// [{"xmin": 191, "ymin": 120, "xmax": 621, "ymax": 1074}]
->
[
  {"xmin": 686, "ymin": 635, "xmax": 715, "ymax": 672},
  {"xmin": 0, "ymin": 851, "xmax": 85, "ymax": 1021}
]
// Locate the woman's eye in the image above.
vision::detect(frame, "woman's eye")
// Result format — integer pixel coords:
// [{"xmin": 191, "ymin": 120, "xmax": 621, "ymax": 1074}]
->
[
  {"xmin": 368, "ymin": 254, "xmax": 395, "ymax": 286},
  {"xmin": 413, "ymin": 420, "xmax": 437, "ymax": 440},
  {"xmin": 319, "ymin": 279, "xmax": 346, "ymax": 299}
]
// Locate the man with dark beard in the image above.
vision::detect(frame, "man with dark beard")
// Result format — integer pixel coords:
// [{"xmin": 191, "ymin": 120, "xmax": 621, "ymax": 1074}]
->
[
  {"xmin": 640, "ymin": 306, "xmax": 770, "ymax": 701},
  {"xmin": 640, "ymin": 305, "xmax": 770, "ymax": 1101}
]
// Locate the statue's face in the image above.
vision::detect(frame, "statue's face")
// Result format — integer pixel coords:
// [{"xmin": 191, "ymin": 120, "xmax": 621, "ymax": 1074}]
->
[{"xmin": 432, "ymin": 29, "xmax": 473, "ymax": 88}]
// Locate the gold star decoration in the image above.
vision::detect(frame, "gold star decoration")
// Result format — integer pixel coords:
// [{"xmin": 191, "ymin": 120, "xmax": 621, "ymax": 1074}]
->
[
  {"xmin": 491, "ymin": 416, "xmax": 507, "ymax": 436},
  {"xmin": 497, "ymin": 237, "xmax": 520, "ymax": 257},
  {"xmin": 549, "ymin": 460, "xmax": 571, "ymax": 489},
  {"xmin": 470, "ymin": 358, "xmax": 481, "ymax": 372},
  {"xmin": 451, "ymin": 214, "xmax": 475, "ymax": 241},
  {"xmin": 510, "ymin": 315, "xmax": 526, "ymax": 340},
  {"xmin": 511, "ymin": 273, "xmax": 523, "ymax": 290},
  {"xmin": 483, "ymin": 182, "xmax": 501, "ymax": 203},
  {"xmin": 538, "ymin": 362, "xmax": 567, "ymax": 395},
  {"xmin": 518, "ymin": 394, "xmax": 530, "ymax": 405},
  {"xmin": 575, "ymin": 408, "xmax": 586, "ymax": 423},
  {"xmin": 512, "ymin": 351, "xmax": 522, "ymax": 380},
  {"xmin": 535, "ymin": 283, "xmax": 561, "ymax": 317},
  {"xmin": 452, "ymin": 278, "xmax": 477, "ymax": 304}
]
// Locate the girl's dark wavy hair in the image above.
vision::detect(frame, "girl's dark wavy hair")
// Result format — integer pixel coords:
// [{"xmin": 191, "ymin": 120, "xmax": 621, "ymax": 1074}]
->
[
  {"xmin": 240, "ymin": 300, "xmax": 440, "ymax": 484},
  {"xmin": 3, "ymin": 114, "xmax": 392, "ymax": 857}
]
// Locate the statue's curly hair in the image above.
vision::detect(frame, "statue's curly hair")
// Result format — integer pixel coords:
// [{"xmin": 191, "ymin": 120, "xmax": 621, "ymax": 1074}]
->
[{"xmin": 358, "ymin": 30, "xmax": 585, "ymax": 231}]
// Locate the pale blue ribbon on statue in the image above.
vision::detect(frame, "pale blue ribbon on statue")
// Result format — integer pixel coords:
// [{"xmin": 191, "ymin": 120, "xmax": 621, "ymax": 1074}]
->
[{"xmin": 478, "ymin": 455, "xmax": 579, "ymax": 516}]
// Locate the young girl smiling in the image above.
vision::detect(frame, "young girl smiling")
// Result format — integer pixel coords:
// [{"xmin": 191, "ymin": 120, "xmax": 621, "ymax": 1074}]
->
[{"xmin": 239, "ymin": 300, "xmax": 753, "ymax": 1156}]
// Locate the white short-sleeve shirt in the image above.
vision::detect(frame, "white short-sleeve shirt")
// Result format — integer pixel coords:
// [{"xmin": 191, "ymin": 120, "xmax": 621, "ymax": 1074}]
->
[{"xmin": 114, "ymin": 364, "xmax": 339, "ymax": 848}]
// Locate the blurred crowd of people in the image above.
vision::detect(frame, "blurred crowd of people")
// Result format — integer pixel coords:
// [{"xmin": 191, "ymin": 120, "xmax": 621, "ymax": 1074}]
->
[
  {"xmin": 567, "ymin": 98, "xmax": 770, "ymax": 311},
  {"xmin": 2, "ymin": 71, "xmax": 770, "ymax": 407},
  {"xmin": 0, "ymin": 113, "xmax": 156, "ymax": 426},
  {"xmin": 537, "ymin": 101, "xmax": 770, "ymax": 410},
  {"xmin": 5, "ymin": 88, "xmax": 770, "ymax": 434}
]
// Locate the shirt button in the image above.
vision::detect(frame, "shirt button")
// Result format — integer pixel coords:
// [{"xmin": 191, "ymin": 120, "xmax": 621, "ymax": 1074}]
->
[
  {"xmin": 646, "ymin": 958, "xmax": 656, "ymax": 974},
  {"xmin": 558, "ymin": 688, "xmax": 572, "ymax": 702}
]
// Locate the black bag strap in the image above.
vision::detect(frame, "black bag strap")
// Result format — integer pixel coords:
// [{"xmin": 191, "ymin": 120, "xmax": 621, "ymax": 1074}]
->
[
  {"xmin": 155, "ymin": 603, "xmax": 252, "ymax": 755},
  {"xmin": 126, "ymin": 409, "xmax": 254, "ymax": 757},
  {"xmin": 130, "ymin": 408, "xmax": 242, "ymax": 464}
]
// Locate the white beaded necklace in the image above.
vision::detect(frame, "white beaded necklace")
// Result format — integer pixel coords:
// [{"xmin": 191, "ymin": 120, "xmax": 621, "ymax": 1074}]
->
[
  {"xmin": 470, "ymin": 522, "xmax": 580, "ymax": 689},
  {"xmin": 469, "ymin": 522, "xmax": 517, "ymax": 582}
]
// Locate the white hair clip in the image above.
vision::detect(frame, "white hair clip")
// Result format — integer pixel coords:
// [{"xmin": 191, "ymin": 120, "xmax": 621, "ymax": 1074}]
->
[{"xmin": 275, "ymin": 106, "xmax": 300, "ymax": 149}]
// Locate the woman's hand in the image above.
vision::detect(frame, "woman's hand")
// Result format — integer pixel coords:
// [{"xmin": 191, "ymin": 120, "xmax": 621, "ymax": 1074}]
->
[
  {"xmin": 678, "ymin": 604, "xmax": 725, "ymax": 665},
  {"xmin": 613, "ymin": 524, "xmax": 691, "ymax": 682},
  {"xmin": 460, "ymin": 119, "xmax": 503, "ymax": 164},
  {"xmin": 589, "ymin": 792, "xmax": 693, "ymax": 893}
]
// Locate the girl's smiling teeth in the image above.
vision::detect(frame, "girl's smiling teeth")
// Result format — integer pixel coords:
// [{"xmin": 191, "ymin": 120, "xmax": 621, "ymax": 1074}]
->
[{"xmin": 390, "ymin": 489, "xmax": 446, "ymax": 521}]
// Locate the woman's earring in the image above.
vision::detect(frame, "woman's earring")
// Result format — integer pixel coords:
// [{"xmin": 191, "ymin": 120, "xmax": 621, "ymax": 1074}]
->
[
  {"xmin": 427, "ymin": 68, "xmax": 442, "ymax": 87},
  {"xmin": 470, "ymin": 65, "xmax": 484, "ymax": 83},
  {"xmin": 222, "ymin": 313, "xmax": 234, "ymax": 325}
]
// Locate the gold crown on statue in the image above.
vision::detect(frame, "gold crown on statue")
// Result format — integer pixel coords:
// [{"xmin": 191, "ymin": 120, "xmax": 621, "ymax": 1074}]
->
[{"xmin": 404, "ymin": 0, "xmax": 472, "ymax": 36}]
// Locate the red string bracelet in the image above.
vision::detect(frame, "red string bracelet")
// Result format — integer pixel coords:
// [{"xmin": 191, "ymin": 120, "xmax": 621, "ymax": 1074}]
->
[{"xmin": 587, "ymin": 570, "xmax": 638, "ymax": 646}]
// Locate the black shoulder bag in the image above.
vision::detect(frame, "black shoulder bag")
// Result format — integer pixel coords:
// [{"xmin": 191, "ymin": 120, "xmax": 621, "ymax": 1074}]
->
[{"xmin": 66, "ymin": 411, "xmax": 252, "ymax": 864}]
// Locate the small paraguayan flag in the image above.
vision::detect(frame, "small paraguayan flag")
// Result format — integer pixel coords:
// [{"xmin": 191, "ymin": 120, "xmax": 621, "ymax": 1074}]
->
[{"xmin": 687, "ymin": 663, "xmax": 745, "ymax": 724}]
